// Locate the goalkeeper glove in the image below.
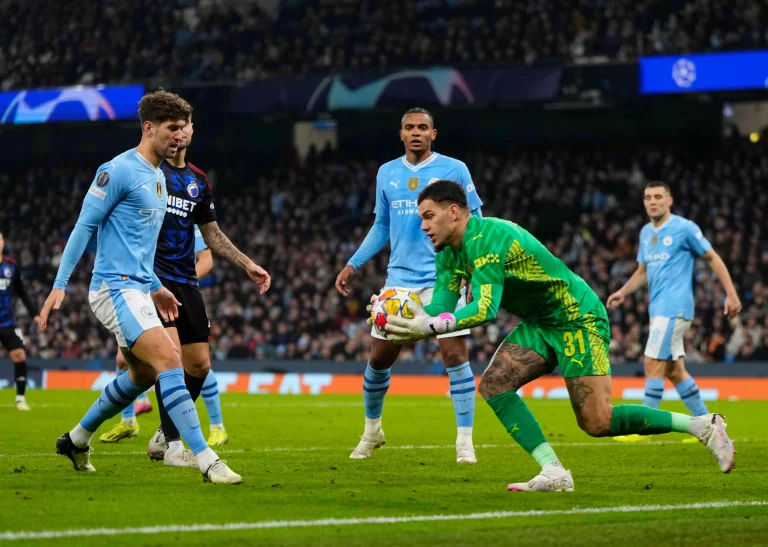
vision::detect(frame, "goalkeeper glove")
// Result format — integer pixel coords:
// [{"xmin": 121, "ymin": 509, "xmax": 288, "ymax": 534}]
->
[{"xmin": 383, "ymin": 301, "xmax": 456, "ymax": 345}]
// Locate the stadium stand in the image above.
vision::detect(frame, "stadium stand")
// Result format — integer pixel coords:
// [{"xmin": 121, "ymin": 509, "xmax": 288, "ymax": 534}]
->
[{"xmin": 3, "ymin": 136, "xmax": 766, "ymax": 363}]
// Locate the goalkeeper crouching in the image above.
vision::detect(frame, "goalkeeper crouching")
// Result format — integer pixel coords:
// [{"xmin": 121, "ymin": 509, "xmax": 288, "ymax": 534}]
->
[{"xmin": 381, "ymin": 180, "xmax": 736, "ymax": 492}]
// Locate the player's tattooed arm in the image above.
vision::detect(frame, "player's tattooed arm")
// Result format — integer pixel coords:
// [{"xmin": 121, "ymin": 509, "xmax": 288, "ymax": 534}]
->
[
  {"xmin": 198, "ymin": 221, "xmax": 250, "ymax": 269},
  {"xmin": 477, "ymin": 344, "xmax": 553, "ymax": 400},
  {"xmin": 199, "ymin": 222, "xmax": 271, "ymax": 293}
]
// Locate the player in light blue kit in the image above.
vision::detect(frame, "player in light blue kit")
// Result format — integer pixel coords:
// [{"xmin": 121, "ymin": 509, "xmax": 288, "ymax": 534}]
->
[
  {"xmin": 607, "ymin": 181, "xmax": 741, "ymax": 442},
  {"xmin": 335, "ymin": 108, "xmax": 483, "ymax": 463},
  {"xmin": 38, "ymin": 91, "xmax": 241, "ymax": 483},
  {"xmin": 98, "ymin": 225, "xmax": 226, "ymax": 445}
]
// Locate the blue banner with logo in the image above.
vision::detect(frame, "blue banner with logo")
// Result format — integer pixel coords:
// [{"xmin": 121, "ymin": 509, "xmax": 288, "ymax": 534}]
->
[
  {"xmin": 639, "ymin": 51, "xmax": 768, "ymax": 94},
  {"xmin": 0, "ymin": 85, "xmax": 144, "ymax": 124},
  {"xmin": 231, "ymin": 65, "xmax": 562, "ymax": 113}
]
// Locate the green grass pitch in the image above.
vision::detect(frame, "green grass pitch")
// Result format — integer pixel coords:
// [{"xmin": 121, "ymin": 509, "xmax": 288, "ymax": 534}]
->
[{"xmin": 1, "ymin": 391, "xmax": 767, "ymax": 546}]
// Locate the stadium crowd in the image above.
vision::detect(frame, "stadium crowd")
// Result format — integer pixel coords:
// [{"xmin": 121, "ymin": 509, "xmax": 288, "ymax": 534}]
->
[
  {"xmin": 2, "ymin": 136, "xmax": 767, "ymax": 364},
  {"xmin": 2, "ymin": 0, "xmax": 767, "ymax": 89}
]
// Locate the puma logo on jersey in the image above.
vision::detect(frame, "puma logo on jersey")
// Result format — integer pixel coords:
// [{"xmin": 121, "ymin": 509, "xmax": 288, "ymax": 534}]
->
[
  {"xmin": 390, "ymin": 181, "xmax": 399, "ymax": 188},
  {"xmin": 472, "ymin": 233, "xmax": 483, "ymax": 240},
  {"xmin": 509, "ymin": 423, "xmax": 520, "ymax": 434},
  {"xmin": 570, "ymin": 356, "xmax": 584, "ymax": 367}
]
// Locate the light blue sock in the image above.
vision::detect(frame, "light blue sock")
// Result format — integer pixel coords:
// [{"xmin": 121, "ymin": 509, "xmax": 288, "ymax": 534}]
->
[
  {"xmin": 80, "ymin": 370, "xmax": 146, "ymax": 432},
  {"xmin": 201, "ymin": 369, "xmax": 223, "ymax": 426},
  {"xmin": 643, "ymin": 378, "xmax": 664, "ymax": 409},
  {"xmin": 117, "ymin": 368, "xmax": 136, "ymax": 421},
  {"xmin": 136, "ymin": 391, "xmax": 149, "ymax": 403},
  {"xmin": 157, "ymin": 369, "xmax": 208, "ymax": 456},
  {"xmin": 675, "ymin": 377, "xmax": 708, "ymax": 416},
  {"xmin": 446, "ymin": 361, "xmax": 475, "ymax": 428},
  {"xmin": 363, "ymin": 363, "xmax": 390, "ymax": 419}
]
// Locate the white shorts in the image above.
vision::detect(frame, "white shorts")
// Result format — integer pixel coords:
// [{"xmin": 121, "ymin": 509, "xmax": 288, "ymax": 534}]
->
[
  {"xmin": 644, "ymin": 316, "xmax": 692, "ymax": 361},
  {"xmin": 89, "ymin": 283, "xmax": 162, "ymax": 348},
  {"xmin": 370, "ymin": 286, "xmax": 472, "ymax": 341}
]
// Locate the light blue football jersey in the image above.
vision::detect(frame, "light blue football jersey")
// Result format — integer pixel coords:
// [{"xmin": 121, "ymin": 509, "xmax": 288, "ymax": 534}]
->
[
  {"xmin": 55, "ymin": 149, "xmax": 167, "ymax": 293},
  {"xmin": 637, "ymin": 214, "xmax": 711, "ymax": 320},
  {"xmin": 374, "ymin": 153, "xmax": 483, "ymax": 287},
  {"xmin": 194, "ymin": 225, "xmax": 208, "ymax": 253}
]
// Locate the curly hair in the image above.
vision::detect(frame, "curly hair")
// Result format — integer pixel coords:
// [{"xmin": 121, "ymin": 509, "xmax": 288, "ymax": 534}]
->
[{"xmin": 138, "ymin": 90, "xmax": 193, "ymax": 125}]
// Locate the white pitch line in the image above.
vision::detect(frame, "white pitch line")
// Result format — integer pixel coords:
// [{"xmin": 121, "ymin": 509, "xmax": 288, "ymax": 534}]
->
[
  {"xmin": 1, "ymin": 438, "xmax": 765, "ymax": 459},
  {"xmin": 1, "ymin": 500, "xmax": 766, "ymax": 541}
]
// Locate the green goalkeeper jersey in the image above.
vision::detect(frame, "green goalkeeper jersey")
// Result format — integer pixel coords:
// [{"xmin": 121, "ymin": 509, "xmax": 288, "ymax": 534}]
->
[{"xmin": 425, "ymin": 216, "xmax": 602, "ymax": 329}]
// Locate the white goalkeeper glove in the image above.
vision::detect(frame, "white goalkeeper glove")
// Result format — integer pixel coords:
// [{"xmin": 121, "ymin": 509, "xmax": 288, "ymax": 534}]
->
[{"xmin": 383, "ymin": 301, "xmax": 456, "ymax": 345}]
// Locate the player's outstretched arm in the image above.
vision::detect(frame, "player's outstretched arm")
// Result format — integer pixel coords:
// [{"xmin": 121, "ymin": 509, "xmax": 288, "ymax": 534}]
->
[
  {"xmin": 40, "ymin": 204, "xmax": 104, "ymax": 329},
  {"xmin": 701, "ymin": 248, "xmax": 742, "ymax": 319},
  {"xmin": 198, "ymin": 221, "xmax": 270, "ymax": 294},
  {"xmin": 607, "ymin": 263, "xmax": 647, "ymax": 310},
  {"xmin": 336, "ymin": 214, "xmax": 390, "ymax": 296}
]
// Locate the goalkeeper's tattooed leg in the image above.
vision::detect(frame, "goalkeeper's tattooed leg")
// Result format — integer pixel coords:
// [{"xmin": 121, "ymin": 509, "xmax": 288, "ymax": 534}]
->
[
  {"xmin": 479, "ymin": 344, "xmax": 567, "ymax": 478},
  {"xmin": 478, "ymin": 343, "xmax": 554, "ymax": 399}
]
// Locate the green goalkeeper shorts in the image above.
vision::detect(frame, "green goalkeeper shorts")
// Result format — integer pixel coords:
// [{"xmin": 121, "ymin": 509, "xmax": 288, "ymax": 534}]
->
[{"xmin": 503, "ymin": 304, "xmax": 611, "ymax": 378}]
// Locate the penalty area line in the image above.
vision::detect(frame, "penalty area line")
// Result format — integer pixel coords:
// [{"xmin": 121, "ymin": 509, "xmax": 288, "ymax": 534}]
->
[{"xmin": 1, "ymin": 500, "xmax": 766, "ymax": 541}]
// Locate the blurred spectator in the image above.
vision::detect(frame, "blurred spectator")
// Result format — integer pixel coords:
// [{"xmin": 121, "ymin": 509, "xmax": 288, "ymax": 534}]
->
[
  {"xmin": 2, "ymin": 135, "xmax": 767, "ymax": 363},
  {"xmin": 2, "ymin": 0, "xmax": 768, "ymax": 89}
]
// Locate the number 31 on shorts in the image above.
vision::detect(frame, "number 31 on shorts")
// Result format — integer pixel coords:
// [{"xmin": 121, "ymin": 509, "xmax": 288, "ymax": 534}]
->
[{"xmin": 563, "ymin": 330, "xmax": 585, "ymax": 357}]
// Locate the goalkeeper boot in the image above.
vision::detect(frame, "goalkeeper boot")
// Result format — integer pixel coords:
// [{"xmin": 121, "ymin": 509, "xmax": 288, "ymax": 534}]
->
[
  {"xmin": 697, "ymin": 414, "xmax": 735, "ymax": 473},
  {"xmin": 350, "ymin": 428, "xmax": 386, "ymax": 459},
  {"xmin": 207, "ymin": 425, "xmax": 229, "ymax": 447},
  {"xmin": 56, "ymin": 433, "xmax": 96, "ymax": 472},
  {"xmin": 508, "ymin": 464, "xmax": 574, "ymax": 492},
  {"xmin": 99, "ymin": 421, "xmax": 139, "ymax": 443}
]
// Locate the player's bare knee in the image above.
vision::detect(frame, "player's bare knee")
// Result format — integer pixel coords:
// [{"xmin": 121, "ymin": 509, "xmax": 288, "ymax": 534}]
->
[
  {"xmin": 9, "ymin": 349, "xmax": 25, "ymax": 362},
  {"xmin": 183, "ymin": 357, "xmax": 210, "ymax": 378},
  {"xmin": 478, "ymin": 367, "xmax": 520, "ymax": 400},
  {"xmin": 576, "ymin": 411, "xmax": 612, "ymax": 437}
]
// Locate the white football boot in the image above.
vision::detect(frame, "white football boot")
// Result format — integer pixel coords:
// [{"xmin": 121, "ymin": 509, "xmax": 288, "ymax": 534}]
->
[
  {"xmin": 697, "ymin": 413, "xmax": 735, "ymax": 473},
  {"xmin": 147, "ymin": 427, "xmax": 166, "ymax": 461},
  {"xmin": 507, "ymin": 464, "xmax": 574, "ymax": 492},
  {"xmin": 203, "ymin": 460, "xmax": 242, "ymax": 484},
  {"xmin": 56, "ymin": 433, "xmax": 96, "ymax": 472},
  {"xmin": 163, "ymin": 442, "xmax": 198, "ymax": 468},
  {"xmin": 350, "ymin": 429, "xmax": 386, "ymax": 459},
  {"xmin": 456, "ymin": 428, "xmax": 477, "ymax": 464}
]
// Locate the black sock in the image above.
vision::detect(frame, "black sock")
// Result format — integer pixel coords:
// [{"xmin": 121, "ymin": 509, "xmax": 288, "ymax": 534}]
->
[
  {"xmin": 185, "ymin": 371, "xmax": 206, "ymax": 402},
  {"xmin": 14, "ymin": 360, "xmax": 27, "ymax": 397},
  {"xmin": 156, "ymin": 376, "xmax": 181, "ymax": 443}
]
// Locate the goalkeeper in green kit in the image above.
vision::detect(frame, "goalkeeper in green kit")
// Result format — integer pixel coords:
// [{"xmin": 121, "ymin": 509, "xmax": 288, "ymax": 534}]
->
[{"xmin": 382, "ymin": 180, "xmax": 735, "ymax": 492}]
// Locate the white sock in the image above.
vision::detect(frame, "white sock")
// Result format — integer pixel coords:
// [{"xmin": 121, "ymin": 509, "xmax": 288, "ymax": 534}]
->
[
  {"xmin": 122, "ymin": 417, "xmax": 137, "ymax": 427},
  {"xmin": 457, "ymin": 426, "xmax": 473, "ymax": 444},
  {"xmin": 196, "ymin": 447, "xmax": 218, "ymax": 472},
  {"xmin": 364, "ymin": 417, "xmax": 382, "ymax": 436},
  {"xmin": 166, "ymin": 440, "xmax": 184, "ymax": 456},
  {"xmin": 15, "ymin": 395, "xmax": 25, "ymax": 403},
  {"xmin": 69, "ymin": 424, "xmax": 94, "ymax": 448},
  {"xmin": 210, "ymin": 423, "xmax": 226, "ymax": 432}
]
